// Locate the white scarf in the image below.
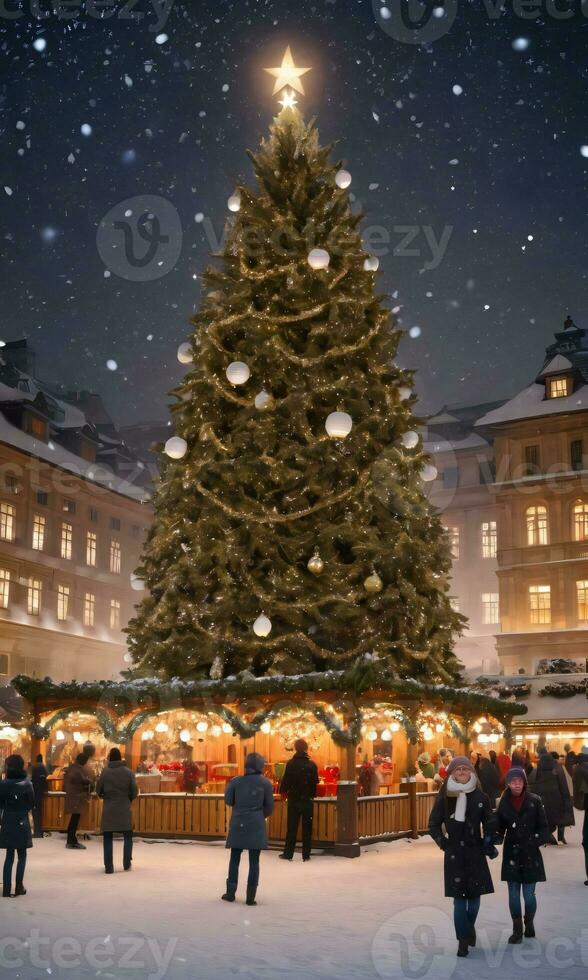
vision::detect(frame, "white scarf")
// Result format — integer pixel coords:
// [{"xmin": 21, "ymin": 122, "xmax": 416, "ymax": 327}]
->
[{"xmin": 446, "ymin": 773, "xmax": 477, "ymax": 822}]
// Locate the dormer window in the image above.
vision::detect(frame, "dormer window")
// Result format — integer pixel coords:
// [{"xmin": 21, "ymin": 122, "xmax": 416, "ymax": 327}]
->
[{"xmin": 546, "ymin": 375, "xmax": 570, "ymax": 399}]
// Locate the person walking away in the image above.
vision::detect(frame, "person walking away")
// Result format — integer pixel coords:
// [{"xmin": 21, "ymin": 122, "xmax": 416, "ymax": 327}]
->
[
  {"xmin": 428, "ymin": 756, "xmax": 497, "ymax": 958},
  {"xmin": 96, "ymin": 748, "xmax": 138, "ymax": 874},
  {"xmin": 64, "ymin": 753, "xmax": 91, "ymax": 849},
  {"xmin": 279, "ymin": 738, "xmax": 319, "ymax": 862},
  {"xmin": 0, "ymin": 754, "xmax": 34, "ymax": 897},
  {"xmin": 528, "ymin": 748, "xmax": 571, "ymax": 845},
  {"xmin": 572, "ymin": 745, "xmax": 588, "ymax": 885},
  {"xmin": 495, "ymin": 767, "xmax": 549, "ymax": 942},
  {"xmin": 30, "ymin": 754, "xmax": 48, "ymax": 839},
  {"xmin": 549, "ymin": 751, "xmax": 574, "ymax": 843},
  {"xmin": 477, "ymin": 752, "xmax": 500, "ymax": 806},
  {"xmin": 222, "ymin": 752, "xmax": 274, "ymax": 906}
]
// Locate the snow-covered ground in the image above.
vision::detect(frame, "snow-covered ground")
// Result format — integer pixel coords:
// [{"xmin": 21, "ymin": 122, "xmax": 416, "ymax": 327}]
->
[{"xmin": 1, "ymin": 818, "xmax": 586, "ymax": 980}]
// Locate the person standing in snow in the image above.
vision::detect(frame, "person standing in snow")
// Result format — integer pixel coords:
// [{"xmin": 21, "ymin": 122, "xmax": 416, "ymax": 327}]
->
[
  {"xmin": 528, "ymin": 747, "xmax": 572, "ymax": 845},
  {"xmin": 572, "ymin": 745, "xmax": 588, "ymax": 886},
  {"xmin": 428, "ymin": 756, "xmax": 497, "ymax": 958},
  {"xmin": 279, "ymin": 738, "xmax": 319, "ymax": 862},
  {"xmin": 30, "ymin": 754, "xmax": 48, "ymax": 839},
  {"xmin": 0, "ymin": 754, "xmax": 34, "ymax": 897},
  {"xmin": 222, "ymin": 752, "xmax": 274, "ymax": 906},
  {"xmin": 63, "ymin": 753, "xmax": 91, "ymax": 850},
  {"xmin": 96, "ymin": 748, "xmax": 138, "ymax": 874}
]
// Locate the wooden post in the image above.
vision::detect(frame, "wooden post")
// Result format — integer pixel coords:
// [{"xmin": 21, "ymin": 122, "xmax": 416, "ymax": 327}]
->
[
  {"xmin": 334, "ymin": 740, "xmax": 360, "ymax": 858},
  {"xmin": 405, "ymin": 738, "xmax": 419, "ymax": 839}
]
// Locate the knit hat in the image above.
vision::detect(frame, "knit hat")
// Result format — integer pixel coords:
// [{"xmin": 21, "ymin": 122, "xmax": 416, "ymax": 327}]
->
[
  {"xmin": 505, "ymin": 766, "xmax": 527, "ymax": 786},
  {"xmin": 446, "ymin": 755, "xmax": 476, "ymax": 777}
]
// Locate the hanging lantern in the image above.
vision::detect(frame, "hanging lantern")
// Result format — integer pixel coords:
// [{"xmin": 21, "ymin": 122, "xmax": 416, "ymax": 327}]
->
[
  {"xmin": 227, "ymin": 192, "xmax": 241, "ymax": 212},
  {"xmin": 381, "ymin": 729, "xmax": 392, "ymax": 741},
  {"xmin": 211, "ymin": 725, "xmax": 222, "ymax": 737},
  {"xmin": 364, "ymin": 572, "xmax": 383, "ymax": 594},
  {"xmin": 179, "ymin": 729, "xmax": 191, "ymax": 743},
  {"xmin": 420, "ymin": 463, "xmax": 438, "ymax": 482},
  {"xmin": 177, "ymin": 342, "xmax": 193, "ymax": 364},
  {"xmin": 155, "ymin": 721, "xmax": 169, "ymax": 733},
  {"xmin": 307, "ymin": 248, "xmax": 330, "ymax": 270},
  {"xmin": 325, "ymin": 411, "xmax": 353, "ymax": 438},
  {"xmin": 335, "ymin": 168, "xmax": 352, "ymax": 189},
  {"xmin": 253, "ymin": 614, "xmax": 272, "ymax": 637},
  {"xmin": 363, "ymin": 255, "xmax": 379, "ymax": 272},
  {"xmin": 254, "ymin": 388, "xmax": 274, "ymax": 411},
  {"xmin": 222, "ymin": 723, "xmax": 233, "ymax": 734},
  {"xmin": 307, "ymin": 550, "xmax": 324, "ymax": 576},
  {"xmin": 196, "ymin": 721, "xmax": 208, "ymax": 733},
  {"xmin": 435, "ymin": 723, "xmax": 445, "ymax": 733},
  {"xmin": 366, "ymin": 730, "xmax": 377, "ymax": 741},
  {"xmin": 73, "ymin": 732, "xmax": 82, "ymax": 743},
  {"xmin": 260, "ymin": 722, "xmax": 271, "ymax": 734},
  {"xmin": 401, "ymin": 431, "xmax": 419, "ymax": 449},
  {"xmin": 226, "ymin": 361, "xmax": 250, "ymax": 386},
  {"xmin": 55, "ymin": 730, "xmax": 65, "ymax": 742},
  {"xmin": 141, "ymin": 730, "xmax": 153, "ymax": 742},
  {"xmin": 164, "ymin": 436, "xmax": 187, "ymax": 459},
  {"xmin": 391, "ymin": 722, "xmax": 400, "ymax": 733}
]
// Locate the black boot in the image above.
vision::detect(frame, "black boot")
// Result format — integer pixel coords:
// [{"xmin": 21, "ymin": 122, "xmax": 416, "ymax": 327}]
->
[
  {"xmin": 524, "ymin": 914, "xmax": 535, "ymax": 938},
  {"xmin": 221, "ymin": 880, "xmax": 237, "ymax": 903},
  {"xmin": 246, "ymin": 886, "xmax": 257, "ymax": 906},
  {"xmin": 13, "ymin": 883, "xmax": 26, "ymax": 897},
  {"xmin": 468, "ymin": 927, "xmax": 476, "ymax": 947},
  {"xmin": 2, "ymin": 886, "xmax": 11, "ymax": 898},
  {"xmin": 508, "ymin": 917, "xmax": 523, "ymax": 944},
  {"xmin": 457, "ymin": 939, "xmax": 469, "ymax": 957}
]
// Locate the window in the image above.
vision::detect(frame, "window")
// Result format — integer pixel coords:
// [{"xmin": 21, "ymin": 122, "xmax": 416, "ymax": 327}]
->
[
  {"xmin": 86, "ymin": 531, "xmax": 97, "ymax": 567},
  {"xmin": 529, "ymin": 584, "xmax": 551, "ymax": 625},
  {"xmin": 109, "ymin": 598, "xmax": 121, "ymax": 630},
  {"xmin": 445, "ymin": 526, "xmax": 460, "ymax": 559},
  {"xmin": 547, "ymin": 376, "xmax": 569, "ymax": 399},
  {"xmin": 109, "ymin": 539, "xmax": 121, "ymax": 574},
  {"xmin": 524, "ymin": 445, "xmax": 540, "ymax": 476},
  {"xmin": 577, "ymin": 580, "xmax": 588, "ymax": 622},
  {"xmin": 0, "ymin": 569, "xmax": 10, "ymax": 609},
  {"xmin": 32, "ymin": 513, "xmax": 46, "ymax": 551},
  {"xmin": 27, "ymin": 578, "xmax": 42, "ymax": 616},
  {"xmin": 36, "ymin": 490, "xmax": 48, "ymax": 506},
  {"xmin": 573, "ymin": 502, "xmax": 588, "ymax": 542},
  {"xmin": 442, "ymin": 467, "xmax": 459, "ymax": 489},
  {"xmin": 83, "ymin": 592, "xmax": 95, "ymax": 627},
  {"xmin": 482, "ymin": 592, "xmax": 500, "ymax": 625},
  {"xmin": 61, "ymin": 522, "xmax": 73, "ymax": 560},
  {"xmin": 571, "ymin": 439, "xmax": 584, "ymax": 472},
  {"xmin": 110, "ymin": 516, "xmax": 121, "ymax": 531},
  {"xmin": 62, "ymin": 499, "xmax": 76, "ymax": 514},
  {"xmin": 0, "ymin": 502, "xmax": 15, "ymax": 542},
  {"xmin": 0, "ymin": 654, "xmax": 8, "ymax": 676},
  {"xmin": 526, "ymin": 505, "xmax": 548, "ymax": 546},
  {"xmin": 89, "ymin": 507, "xmax": 98, "ymax": 523},
  {"xmin": 481, "ymin": 521, "xmax": 497, "ymax": 558},
  {"xmin": 57, "ymin": 585, "xmax": 70, "ymax": 621},
  {"xmin": 5, "ymin": 475, "xmax": 20, "ymax": 494}
]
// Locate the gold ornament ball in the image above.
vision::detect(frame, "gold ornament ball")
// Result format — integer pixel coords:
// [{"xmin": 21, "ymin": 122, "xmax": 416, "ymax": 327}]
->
[
  {"xmin": 364, "ymin": 572, "xmax": 383, "ymax": 593},
  {"xmin": 307, "ymin": 553, "xmax": 324, "ymax": 576}
]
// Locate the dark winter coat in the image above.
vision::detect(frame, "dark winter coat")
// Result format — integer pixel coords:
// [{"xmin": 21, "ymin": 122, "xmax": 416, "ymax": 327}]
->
[
  {"xmin": 96, "ymin": 761, "xmax": 138, "ymax": 833},
  {"xmin": 225, "ymin": 753, "xmax": 274, "ymax": 850},
  {"xmin": 528, "ymin": 754, "xmax": 573, "ymax": 827},
  {"xmin": 478, "ymin": 758, "xmax": 500, "ymax": 802},
  {"xmin": 279, "ymin": 752, "xmax": 319, "ymax": 802},
  {"xmin": 428, "ymin": 785, "xmax": 496, "ymax": 899},
  {"xmin": 0, "ymin": 775, "xmax": 35, "ymax": 849},
  {"xmin": 495, "ymin": 789, "xmax": 550, "ymax": 883},
  {"xmin": 573, "ymin": 758, "xmax": 588, "ymax": 810},
  {"xmin": 63, "ymin": 761, "xmax": 91, "ymax": 815},
  {"xmin": 30, "ymin": 763, "xmax": 48, "ymax": 799}
]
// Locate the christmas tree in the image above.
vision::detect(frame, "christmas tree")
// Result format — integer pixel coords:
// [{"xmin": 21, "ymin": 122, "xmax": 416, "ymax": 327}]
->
[{"xmin": 126, "ymin": 66, "xmax": 463, "ymax": 685}]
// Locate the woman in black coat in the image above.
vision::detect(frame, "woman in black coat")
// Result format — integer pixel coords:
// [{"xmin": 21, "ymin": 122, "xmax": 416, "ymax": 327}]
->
[
  {"xmin": 528, "ymin": 749, "xmax": 571, "ymax": 845},
  {"xmin": 0, "ymin": 754, "xmax": 34, "ymax": 897},
  {"xmin": 495, "ymin": 767, "xmax": 550, "ymax": 943},
  {"xmin": 428, "ymin": 755, "xmax": 497, "ymax": 958}
]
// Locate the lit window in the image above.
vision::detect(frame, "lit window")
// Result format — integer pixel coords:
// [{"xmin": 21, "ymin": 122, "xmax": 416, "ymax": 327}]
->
[
  {"xmin": 0, "ymin": 569, "xmax": 10, "ymax": 609},
  {"xmin": 27, "ymin": 578, "xmax": 42, "ymax": 616},
  {"xmin": 29, "ymin": 415, "xmax": 46, "ymax": 438},
  {"xmin": 481, "ymin": 521, "xmax": 497, "ymax": 558},
  {"xmin": 548, "ymin": 377, "xmax": 569, "ymax": 399},
  {"xmin": 110, "ymin": 539, "xmax": 121, "ymax": 574},
  {"xmin": 57, "ymin": 585, "xmax": 70, "ymax": 621},
  {"xmin": 577, "ymin": 580, "xmax": 588, "ymax": 622},
  {"xmin": 61, "ymin": 522, "xmax": 73, "ymax": 560},
  {"xmin": 526, "ymin": 505, "xmax": 548, "ymax": 546},
  {"xmin": 529, "ymin": 584, "xmax": 551, "ymax": 625},
  {"xmin": 0, "ymin": 503, "xmax": 15, "ymax": 542},
  {"xmin": 445, "ymin": 526, "xmax": 460, "ymax": 559},
  {"xmin": 32, "ymin": 513, "xmax": 46, "ymax": 551},
  {"xmin": 573, "ymin": 502, "xmax": 588, "ymax": 541},
  {"xmin": 83, "ymin": 593, "xmax": 95, "ymax": 627},
  {"xmin": 110, "ymin": 598, "xmax": 121, "ymax": 630},
  {"xmin": 482, "ymin": 592, "xmax": 500, "ymax": 625},
  {"xmin": 86, "ymin": 531, "xmax": 97, "ymax": 567}
]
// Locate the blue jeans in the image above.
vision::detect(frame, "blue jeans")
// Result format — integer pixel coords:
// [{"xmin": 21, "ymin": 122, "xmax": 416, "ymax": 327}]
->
[
  {"xmin": 103, "ymin": 831, "xmax": 133, "ymax": 871},
  {"xmin": 453, "ymin": 897, "xmax": 480, "ymax": 940},
  {"xmin": 228, "ymin": 848, "xmax": 260, "ymax": 889},
  {"xmin": 507, "ymin": 881, "xmax": 537, "ymax": 918},
  {"xmin": 3, "ymin": 848, "xmax": 26, "ymax": 892}
]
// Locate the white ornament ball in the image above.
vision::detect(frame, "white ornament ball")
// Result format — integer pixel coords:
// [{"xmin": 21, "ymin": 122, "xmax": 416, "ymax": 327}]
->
[
  {"xmin": 397, "ymin": 386, "xmax": 412, "ymax": 401},
  {"xmin": 253, "ymin": 613, "xmax": 272, "ymax": 637},
  {"xmin": 164, "ymin": 436, "xmax": 188, "ymax": 459},
  {"xmin": 177, "ymin": 342, "xmax": 193, "ymax": 364},
  {"xmin": 363, "ymin": 256, "xmax": 379, "ymax": 272},
  {"xmin": 421, "ymin": 463, "xmax": 438, "ymax": 482},
  {"xmin": 226, "ymin": 361, "xmax": 250, "ymax": 385},
  {"xmin": 130, "ymin": 573, "xmax": 145, "ymax": 592},
  {"xmin": 335, "ymin": 168, "xmax": 352, "ymax": 189},
  {"xmin": 227, "ymin": 192, "xmax": 241, "ymax": 212},
  {"xmin": 307, "ymin": 248, "xmax": 330, "ymax": 270},
  {"xmin": 254, "ymin": 389, "xmax": 273, "ymax": 411},
  {"xmin": 364, "ymin": 572, "xmax": 383, "ymax": 594},
  {"xmin": 325, "ymin": 411, "xmax": 353, "ymax": 439},
  {"xmin": 401, "ymin": 431, "xmax": 419, "ymax": 449}
]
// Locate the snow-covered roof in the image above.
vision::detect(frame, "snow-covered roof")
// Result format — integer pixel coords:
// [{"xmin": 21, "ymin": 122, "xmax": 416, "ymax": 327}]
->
[
  {"xmin": 536, "ymin": 354, "xmax": 573, "ymax": 378},
  {"xmin": 423, "ymin": 432, "xmax": 490, "ymax": 453},
  {"xmin": 476, "ymin": 382, "xmax": 588, "ymax": 427},
  {"xmin": 501, "ymin": 673, "xmax": 588, "ymax": 725}
]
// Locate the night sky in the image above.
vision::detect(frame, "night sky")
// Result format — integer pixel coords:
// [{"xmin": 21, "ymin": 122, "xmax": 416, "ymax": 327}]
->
[{"xmin": 2, "ymin": 1, "xmax": 588, "ymax": 427}]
